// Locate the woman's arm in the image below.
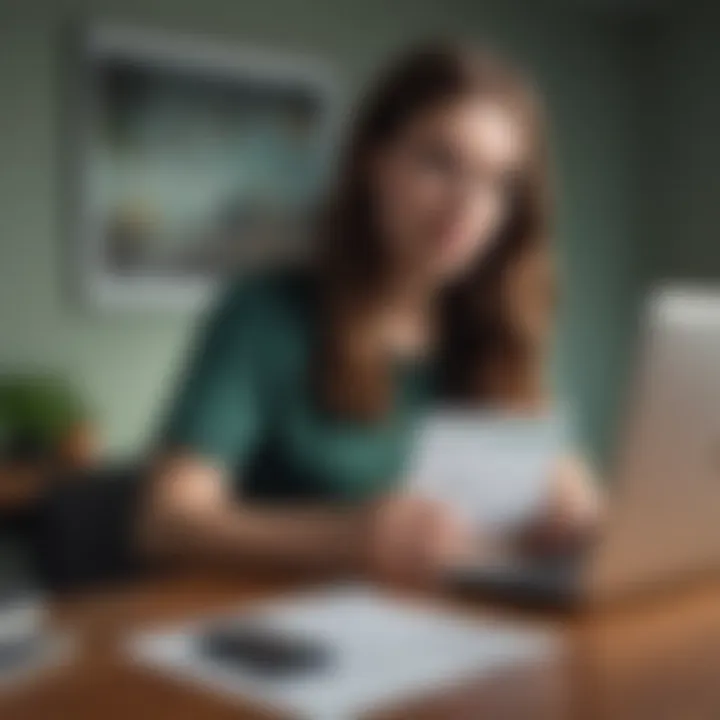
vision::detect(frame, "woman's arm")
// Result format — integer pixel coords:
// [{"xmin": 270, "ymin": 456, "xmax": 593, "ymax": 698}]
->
[
  {"xmin": 521, "ymin": 454, "xmax": 604, "ymax": 552},
  {"xmin": 136, "ymin": 453, "xmax": 473, "ymax": 580},
  {"xmin": 137, "ymin": 454, "xmax": 366, "ymax": 573},
  {"xmin": 549, "ymin": 454, "xmax": 603, "ymax": 528}
]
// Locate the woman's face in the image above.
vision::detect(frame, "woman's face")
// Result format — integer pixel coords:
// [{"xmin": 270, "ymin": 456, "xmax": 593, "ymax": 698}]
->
[{"xmin": 370, "ymin": 97, "xmax": 528, "ymax": 285}]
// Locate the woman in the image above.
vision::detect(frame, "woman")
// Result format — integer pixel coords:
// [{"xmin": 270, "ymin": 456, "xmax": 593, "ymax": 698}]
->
[{"xmin": 139, "ymin": 43, "xmax": 601, "ymax": 582}]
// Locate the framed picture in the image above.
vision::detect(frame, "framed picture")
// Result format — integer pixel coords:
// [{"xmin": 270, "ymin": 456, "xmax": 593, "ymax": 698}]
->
[{"xmin": 74, "ymin": 23, "xmax": 338, "ymax": 309}]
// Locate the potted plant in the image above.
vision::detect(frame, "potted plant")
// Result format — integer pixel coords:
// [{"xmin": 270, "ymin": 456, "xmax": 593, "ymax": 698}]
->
[{"xmin": 0, "ymin": 376, "xmax": 98, "ymax": 470}]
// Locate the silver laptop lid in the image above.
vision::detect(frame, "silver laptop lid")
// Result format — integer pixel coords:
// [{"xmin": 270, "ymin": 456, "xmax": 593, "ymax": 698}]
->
[{"xmin": 588, "ymin": 286, "xmax": 720, "ymax": 600}]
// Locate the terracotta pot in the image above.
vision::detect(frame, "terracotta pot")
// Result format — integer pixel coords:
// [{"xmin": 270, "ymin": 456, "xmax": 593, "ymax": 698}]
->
[{"xmin": 56, "ymin": 422, "xmax": 100, "ymax": 469}]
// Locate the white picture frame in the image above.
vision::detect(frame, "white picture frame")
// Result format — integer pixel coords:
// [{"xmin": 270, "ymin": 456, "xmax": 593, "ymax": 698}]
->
[{"xmin": 74, "ymin": 23, "xmax": 338, "ymax": 311}]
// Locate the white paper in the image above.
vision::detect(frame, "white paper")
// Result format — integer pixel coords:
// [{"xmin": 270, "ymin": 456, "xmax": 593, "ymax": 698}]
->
[
  {"xmin": 408, "ymin": 412, "xmax": 566, "ymax": 531},
  {"xmin": 128, "ymin": 585, "xmax": 559, "ymax": 720},
  {"xmin": 0, "ymin": 634, "xmax": 73, "ymax": 692}
]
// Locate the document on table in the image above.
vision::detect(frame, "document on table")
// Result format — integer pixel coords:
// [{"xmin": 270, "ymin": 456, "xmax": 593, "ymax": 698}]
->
[
  {"xmin": 408, "ymin": 412, "xmax": 568, "ymax": 531},
  {"xmin": 0, "ymin": 634, "xmax": 73, "ymax": 691},
  {"xmin": 128, "ymin": 585, "xmax": 559, "ymax": 720}
]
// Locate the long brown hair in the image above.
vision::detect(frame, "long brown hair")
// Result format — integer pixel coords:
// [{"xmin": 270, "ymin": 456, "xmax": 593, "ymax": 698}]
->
[{"xmin": 315, "ymin": 42, "xmax": 554, "ymax": 420}]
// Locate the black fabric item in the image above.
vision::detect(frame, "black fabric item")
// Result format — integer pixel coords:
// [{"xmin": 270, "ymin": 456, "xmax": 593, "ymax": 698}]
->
[{"xmin": 30, "ymin": 465, "xmax": 145, "ymax": 594}]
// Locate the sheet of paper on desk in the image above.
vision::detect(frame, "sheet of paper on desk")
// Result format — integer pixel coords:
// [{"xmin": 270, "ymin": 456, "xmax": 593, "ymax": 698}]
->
[
  {"xmin": 128, "ymin": 585, "xmax": 559, "ymax": 720},
  {"xmin": 408, "ymin": 413, "xmax": 567, "ymax": 531}
]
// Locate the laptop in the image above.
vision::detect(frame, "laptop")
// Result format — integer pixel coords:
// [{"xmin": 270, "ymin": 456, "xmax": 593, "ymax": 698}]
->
[{"xmin": 433, "ymin": 287, "xmax": 720, "ymax": 609}]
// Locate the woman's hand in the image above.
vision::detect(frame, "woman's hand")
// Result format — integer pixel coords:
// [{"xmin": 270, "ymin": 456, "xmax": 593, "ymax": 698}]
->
[
  {"xmin": 361, "ymin": 495, "xmax": 475, "ymax": 585},
  {"xmin": 523, "ymin": 454, "xmax": 604, "ymax": 553}
]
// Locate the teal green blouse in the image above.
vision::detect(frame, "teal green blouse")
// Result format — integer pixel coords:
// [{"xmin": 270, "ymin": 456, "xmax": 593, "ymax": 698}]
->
[{"xmin": 162, "ymin": 269, "xmax": 433, "ymax": 503}]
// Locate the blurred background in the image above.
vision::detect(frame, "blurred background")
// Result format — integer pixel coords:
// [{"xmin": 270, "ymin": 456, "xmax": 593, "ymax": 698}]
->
[{"xmin": 0, "ymin": 0, "xmax": 718, "ymax": 577}]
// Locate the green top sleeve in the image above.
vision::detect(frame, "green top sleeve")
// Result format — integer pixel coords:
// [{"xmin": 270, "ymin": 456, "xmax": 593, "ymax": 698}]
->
[{"xmin": 161, "ymin": 283, "xmax": 266, "ymax": 470}]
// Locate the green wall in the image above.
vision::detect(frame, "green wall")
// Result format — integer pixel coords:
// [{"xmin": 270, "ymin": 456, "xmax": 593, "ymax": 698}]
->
[
  {"xmin": 0, "ymin": 0, "xmax": 639, "ymax": 461},
  {"xmin": 638, "ymin": 4, "xmax": 720, "ymax": 282}
]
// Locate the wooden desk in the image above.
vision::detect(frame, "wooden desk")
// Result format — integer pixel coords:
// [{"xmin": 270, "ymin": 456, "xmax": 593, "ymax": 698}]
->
[{"xmin": 2, "ymin": 573, "xmax": 720, "ymax": 719}]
